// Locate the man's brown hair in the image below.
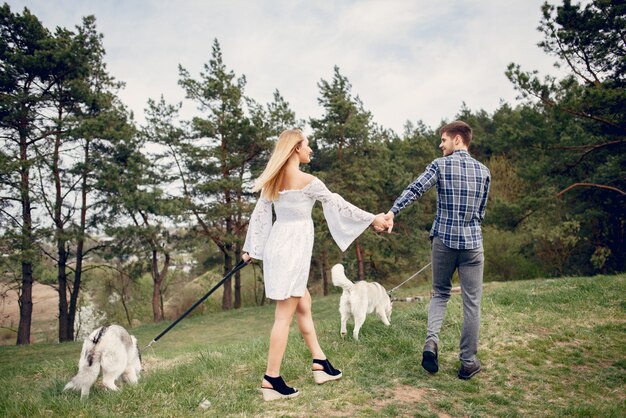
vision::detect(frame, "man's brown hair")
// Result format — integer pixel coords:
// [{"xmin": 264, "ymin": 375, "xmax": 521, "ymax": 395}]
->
[{"xmin": 440, "ymin": 120, "xmax": 473, "ymax": 146}]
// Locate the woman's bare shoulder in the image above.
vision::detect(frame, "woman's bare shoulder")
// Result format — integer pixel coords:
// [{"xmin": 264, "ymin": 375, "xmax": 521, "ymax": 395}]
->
[
  {"xmin": 300, "ymin": 173, "xmax": 317, "ymax": 184},
  {"xmin": 281, "ymin": 172, "xmax": 318, "ymax": 191}
]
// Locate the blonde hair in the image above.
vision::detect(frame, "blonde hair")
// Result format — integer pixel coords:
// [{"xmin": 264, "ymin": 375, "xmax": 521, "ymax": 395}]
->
[{"xmin": 253, "ymin": 129, "xmax": 305, "ymax": 200}]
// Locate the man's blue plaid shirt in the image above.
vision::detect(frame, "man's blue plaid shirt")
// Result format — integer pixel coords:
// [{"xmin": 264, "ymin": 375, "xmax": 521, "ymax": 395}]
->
[{"xmin": 391, "ymin": 150, "xmax": 491, "ymax": 250}]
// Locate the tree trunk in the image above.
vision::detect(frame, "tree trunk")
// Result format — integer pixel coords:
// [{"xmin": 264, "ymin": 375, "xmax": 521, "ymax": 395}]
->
[
  {"xmin": 222, "ymin": 243, "xmax": 233, "ymax": 310},
  {"xmin": 17, "ymin": 261, "xmax": 33, "ymax": 345},
  {"xmin": 220, "ymin": 129, "xmax": 233, "ymax": 311},
  {"xmin": 69, "ymin": 142, "xmax": 89, "ymax": 340},
  {"xmin": 57, "ymin": 243, "xmax": 69, "ymax": 342},
  {"xmin": 151, "ymin": 251, "xmax": 171, "ymax": 321},
  {"xmin": 120, "ymin": 291, "xmax": 132, "ymax": 326},
  {"xmin": 151, "ymin": 250, "xmax": 162, "ymax": 322},
  {"xmin": 234, "ymin": 245, "xmax": 241, "ymax": 309},
  {"xmin": 355, "ymin": 239, "xmax": 365, "ymax": 281},
  {"xmin": 53, "ymin": 120, "xmax": 72, "ymax": 342},
  {"xmin": 17, "ymin": 134, "xmax": 33, "ymax": 345}
]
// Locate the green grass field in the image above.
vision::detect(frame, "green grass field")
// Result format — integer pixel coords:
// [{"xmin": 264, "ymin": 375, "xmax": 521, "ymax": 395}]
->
[{"xmin": 0, "ymin": 274, "xmax": 624, "ymax": 417}]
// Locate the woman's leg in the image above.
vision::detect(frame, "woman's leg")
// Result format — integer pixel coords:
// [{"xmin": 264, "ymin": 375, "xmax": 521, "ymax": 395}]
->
[
  {"xmin": 263, "ymin": 296, "xmax": 300, "ymax": 387},
  {"xmin": 296, "ymin": 289, "xmax": 326, "ymax": 369}
]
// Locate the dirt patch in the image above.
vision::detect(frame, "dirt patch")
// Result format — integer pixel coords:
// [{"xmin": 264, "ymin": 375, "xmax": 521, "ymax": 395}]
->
[
  {"xmin": 387, "ymin": 384, "xmax": 427, "ymax": 404},
  {"xmin": 0, "ymin": 282, "xmax": 64, "ymax": 325},
  {"xmin": 372, "ymin": 384, "xmax": 451, "ymax": 417},
  {"xmin": 141, "ymin": 352, "xmax": 197, "ymax": 373},
  {"xmin": 0, "ymin": 282, "xmax": 69, "ymax": 343}
]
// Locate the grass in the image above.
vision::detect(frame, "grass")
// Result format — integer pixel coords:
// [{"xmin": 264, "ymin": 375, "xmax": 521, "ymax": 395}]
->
[{"xmin": 0, "ymin": 274, "xmax": 624, "ymax": 417}]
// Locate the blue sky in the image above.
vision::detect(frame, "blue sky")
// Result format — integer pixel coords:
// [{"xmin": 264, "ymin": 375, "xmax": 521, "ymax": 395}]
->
[{"xmin": 7, "ymin": 0, "xmax": 561, "ymax": 133}]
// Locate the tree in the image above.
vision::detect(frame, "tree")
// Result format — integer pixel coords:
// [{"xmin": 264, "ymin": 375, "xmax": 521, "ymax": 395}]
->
[
  {"xmin": 310, "ymin": 66, "xmax": 380, "ymax": 282},
  {"xmin": 36, "ymin": 16, "xmax": 125, "ymax": 341},
  {"xmin": 175, "ymin": 40, "xmax": 253, "ymax": 310},
  {"xmin": 506, "ymin": 0, "xmax": 626, "ymax": 272},
  {"xmin": 176, "ymin": 40, "xmax": 294, "ymax": 309},
  {"xmin": 97, "ymin": 111, "xmax": 183, "ymax": 322},
  {"xmin": 0, "ymin": 5, "xmax": 59, "ymax": 344}
]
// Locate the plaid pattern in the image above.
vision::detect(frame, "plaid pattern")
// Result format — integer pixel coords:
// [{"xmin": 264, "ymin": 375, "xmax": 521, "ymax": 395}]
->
[{"xmin": 391, "ymin": 150, "xmax": 490, "ymax": 249}]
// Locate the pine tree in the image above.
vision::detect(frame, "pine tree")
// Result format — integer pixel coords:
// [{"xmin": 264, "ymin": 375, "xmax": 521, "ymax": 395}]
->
[
  {"xmin": 0, "ymin": 5, "xmax": 58, "ymax": 344},
  {"xmin": 176, "ymin": 40, "xmax": 284, "ymax": 309},
  {"xmin": 506, "ymin": 0, "xmax": 626, "ymax": 272},
  {"xmin": 310, "ymin": 66, "xmax": 376, "ymax": 281}
]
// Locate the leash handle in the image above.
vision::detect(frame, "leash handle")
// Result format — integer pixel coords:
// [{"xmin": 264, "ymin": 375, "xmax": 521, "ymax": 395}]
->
[{"xmin": 150, "ymin": 259, "xmax": 250, "ymax": 344}]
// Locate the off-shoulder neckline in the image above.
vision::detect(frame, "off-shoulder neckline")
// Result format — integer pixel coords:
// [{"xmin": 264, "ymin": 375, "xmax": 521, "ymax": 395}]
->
[{"xmin": 278, "ymin": 178, "xmax": 320, "ymax": 194}]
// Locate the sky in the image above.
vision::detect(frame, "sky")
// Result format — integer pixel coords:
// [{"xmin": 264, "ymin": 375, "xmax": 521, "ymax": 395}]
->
[{"xmin": 7, "ymin": 0, "xmax": 562, "ymax": 134}]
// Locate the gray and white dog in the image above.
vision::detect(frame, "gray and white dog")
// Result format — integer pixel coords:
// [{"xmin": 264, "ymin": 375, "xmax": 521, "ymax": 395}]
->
[
  {"xmin": 64, "ymin": 325, "xmax": 142, "ymax": 399},
  {"xmin": 331, "ymin": 264, "xmax": 392, "ymax": 340}
]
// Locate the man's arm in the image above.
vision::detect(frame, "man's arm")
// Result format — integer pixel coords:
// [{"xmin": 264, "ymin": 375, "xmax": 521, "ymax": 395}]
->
[
  {"xmin": 385, "ymin": 161, "xmax": 439, "ymax": 232},
  {"xmin": 477, "ymin": 174, "xmax": 491, "ymax": 222}
]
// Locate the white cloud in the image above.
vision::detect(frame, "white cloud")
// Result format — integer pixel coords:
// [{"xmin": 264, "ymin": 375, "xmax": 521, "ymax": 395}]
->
[{"xmin": 7, "ymin": 0, "xmax": 562, "ymax": 133}]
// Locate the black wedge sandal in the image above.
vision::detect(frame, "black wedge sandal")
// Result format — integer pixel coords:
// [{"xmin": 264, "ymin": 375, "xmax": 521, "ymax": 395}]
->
[
  {"xmin": 260, "ymin": 375, "xmax": 299, "ymax": 401},
  {"xmin": 312, "ymin": 358, "xmax": 342, "ymax": 384}
]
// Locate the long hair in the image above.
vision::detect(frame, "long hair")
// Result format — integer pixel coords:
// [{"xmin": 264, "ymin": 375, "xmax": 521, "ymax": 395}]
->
[{"xmin": 253, "ymin": 129, "xmax": 305, "ymax": 200}]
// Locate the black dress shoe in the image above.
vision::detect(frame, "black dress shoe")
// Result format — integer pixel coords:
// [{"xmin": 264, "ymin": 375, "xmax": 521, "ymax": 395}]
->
[
  {"xmin": 421, "ymin": 339, "xmax": 438, "ymax": 373},
  {"xmin": 458, "ymin": 359, "xmax": 481, "ymax": 380}
]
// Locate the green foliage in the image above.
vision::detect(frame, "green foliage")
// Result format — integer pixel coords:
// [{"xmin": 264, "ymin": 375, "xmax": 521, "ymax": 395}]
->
[
  {"xmin": 310, "ymin": 66, "xmax": 372, "ymax": 155},
  {"xmin": 0, "ymin": 4, "xmax": 55, "ymax": 277},
  {"xmin": 590, "ymin": 245, "xmax": 611, "ymax": 270},
  {"xmin": 533, "ymin": 220, "xmax": 582, "ymax": 276},
  {"xmin": 172, "ymin": 39, "xmax": 299, "ymax": 308},
  {"xmin": 0, "ymin": 5, "xmax": 131, "ymax": 342},
  {"xmin": 482, "ymin": 226, "xmax": 541, "ymax": 281},
  {"xmin": 506, "ymin": 0, "xmax": 626, "ymax": 273}
]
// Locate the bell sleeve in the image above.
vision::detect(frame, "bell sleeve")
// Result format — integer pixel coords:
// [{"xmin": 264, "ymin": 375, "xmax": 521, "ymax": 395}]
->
[
  {"xmin": 243, "ymin": 196, "xmax": 273, "ymax": 260},
  {"xmin": 304, "ymin": 179, "xmax": 375, "ymax": 252}
]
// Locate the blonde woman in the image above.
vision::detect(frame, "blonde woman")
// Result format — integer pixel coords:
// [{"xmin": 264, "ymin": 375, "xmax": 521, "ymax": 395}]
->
[{"xmin": 243, "ymin": 129, "xmax": 388, "ymax": 401}]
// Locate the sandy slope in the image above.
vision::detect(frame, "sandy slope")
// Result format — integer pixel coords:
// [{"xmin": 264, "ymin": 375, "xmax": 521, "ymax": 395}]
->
[{"xmin": 0, "ymin": 282, "xmax": 63, "ymax": 323}]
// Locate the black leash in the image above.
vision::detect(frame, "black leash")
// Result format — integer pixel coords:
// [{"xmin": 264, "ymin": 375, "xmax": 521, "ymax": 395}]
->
[{"xmin": 142, "ymin": 259, "xmax": 250, "ymax": 352}]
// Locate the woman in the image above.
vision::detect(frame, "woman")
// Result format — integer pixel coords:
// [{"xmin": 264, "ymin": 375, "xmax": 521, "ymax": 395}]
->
[{"xmin": 242, "ymin": 129, "xmax": 388, "ymax": 401}]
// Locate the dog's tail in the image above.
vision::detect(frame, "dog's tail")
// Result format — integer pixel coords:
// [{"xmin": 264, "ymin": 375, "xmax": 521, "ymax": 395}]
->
[
  {"xmin": 64, "ymin": 326, "xmax": 107, "ymax": 399},
  {"xmin": 331, "ymin": 264, "xmax": 354, "ymax": 291}
]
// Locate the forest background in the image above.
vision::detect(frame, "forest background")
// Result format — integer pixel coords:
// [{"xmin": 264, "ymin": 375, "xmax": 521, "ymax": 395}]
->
[{"xmin": 1, "ymin": 0, "xmax": 624, "ymax": 345}]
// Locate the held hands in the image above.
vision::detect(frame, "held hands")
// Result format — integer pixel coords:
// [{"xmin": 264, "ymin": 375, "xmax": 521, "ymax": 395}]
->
[
  {"xmin": 384, "ymin": 211, "xmax": 394, "ymax": 233},
  {"xmin": 372, "ymin": 212, "xmax": 394, "ymax": 233}
]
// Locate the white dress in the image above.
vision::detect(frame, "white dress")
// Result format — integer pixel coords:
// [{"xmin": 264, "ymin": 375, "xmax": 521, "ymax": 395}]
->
[{"xmin": 243, "ymin": 178, "xmax": 375, "ymax": 300}]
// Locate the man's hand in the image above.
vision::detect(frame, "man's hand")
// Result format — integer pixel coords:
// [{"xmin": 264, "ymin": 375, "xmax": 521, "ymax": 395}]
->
[
  {"xmin": 383, "ymin": 211, "xmax": 395, "ymax": 233},
  {"xmin": 242, "ymin": 253, "xmax": 252, "ymax": 263}
]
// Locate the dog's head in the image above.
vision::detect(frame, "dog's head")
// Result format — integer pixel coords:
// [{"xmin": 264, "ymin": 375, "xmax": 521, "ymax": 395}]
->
[
  {"xmin": 381, "ymin": 290, "xmax": 393, "ymax": 321},
  {"xmin": 131, "ymin": 335, "xmax": 142, "ymax": 375}
]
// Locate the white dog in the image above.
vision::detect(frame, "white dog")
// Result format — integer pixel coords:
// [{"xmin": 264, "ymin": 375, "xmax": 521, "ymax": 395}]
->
[
  {"xmin": 64, "ymin": 325, "xmax": 142, "ymax": 399},
  {"xmin": 331, "ymin": 264, "xmax": 392, "ymax": 340}
]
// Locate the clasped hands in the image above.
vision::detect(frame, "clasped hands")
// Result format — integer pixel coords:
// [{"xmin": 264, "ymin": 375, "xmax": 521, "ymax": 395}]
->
[{"xmin": 372, "ymin": 211, "xmax": 394, "ymax": 233}]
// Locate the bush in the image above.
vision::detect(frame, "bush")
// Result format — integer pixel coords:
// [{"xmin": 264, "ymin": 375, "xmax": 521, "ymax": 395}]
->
[{"xmin": 483, "ymin": 226, "xmax": 542, "ymax": 281}]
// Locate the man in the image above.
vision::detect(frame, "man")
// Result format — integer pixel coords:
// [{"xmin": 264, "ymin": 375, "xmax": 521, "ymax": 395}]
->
[{"xmin": 384, "ymin": 120, "xmax": 490, "ymax": 380}]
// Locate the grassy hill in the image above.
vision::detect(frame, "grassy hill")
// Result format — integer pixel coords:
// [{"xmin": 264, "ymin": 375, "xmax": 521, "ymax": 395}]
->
[{"xmin": 0, "ymin": 274, "xmax": 624, "ymax": 417}]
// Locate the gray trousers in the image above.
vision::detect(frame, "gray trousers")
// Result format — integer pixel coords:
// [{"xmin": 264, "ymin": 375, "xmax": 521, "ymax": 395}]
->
[{"xmin": 426, "ymin": 236, "xmax": 484, "ymax": 365}]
